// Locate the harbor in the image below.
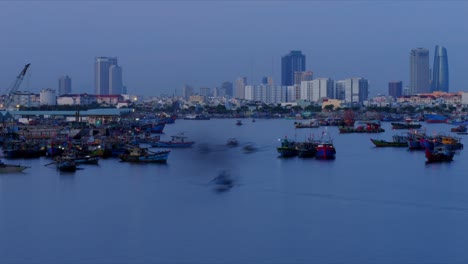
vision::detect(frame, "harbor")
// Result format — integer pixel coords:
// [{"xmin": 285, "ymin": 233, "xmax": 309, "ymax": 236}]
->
[{"xmin": 1, "ymin": 118, "xmax": 468, "ymax": 263}]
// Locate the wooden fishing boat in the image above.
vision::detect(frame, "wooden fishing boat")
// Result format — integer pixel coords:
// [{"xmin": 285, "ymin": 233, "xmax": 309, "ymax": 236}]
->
[
  {"xmin": 119, "ymin": 147, "xmax": 170, "ymax": 163},
  {"xmin": 370, "ymin": 135, "xmax": 408, "ymax": 147},
  {"xmin": 148, "ymin": 133, "xmax": 195, "ymax": 148},
  {"xmin": 55, "ymin": 157, "xmax": 77, "ymax": 172},
  {"xmin": 425, "ymin": 145, "xmax": 455, "ymax": 163},
  {"xmin": 0, "ymin": 160, "xmax": 29, "ymax": 173},
  {"xmin": 276, "ymin": 138, "xmax": 298, "ymax": 157}
]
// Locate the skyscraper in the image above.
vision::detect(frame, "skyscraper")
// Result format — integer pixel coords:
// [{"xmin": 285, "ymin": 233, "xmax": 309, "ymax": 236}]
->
[
  {"xmin": 388, "ymin": 81, "xmax": 402, "ymax": 98},
  {"xmin": 235, "ymin": 77, "xmax": 247, "ymax": 99},
  {"xmin": 431, "ymin": 45, "xmax": 449, "ymax": 92},
  {"xmin": 58, "ymin": 75, "xmax": 71, "ymax": 95},
  {"xmin": 221, "ymin": 82, "xmax": 233, "ymax": 97},
  {"xmin": 409, "ymin": 48, "xmax": 430, "ymax": 94},
  {"xmin": 281, "ymin": 51, "xmax": 306, "ymax": 86},
  {"xmin": 109, "ymin": 65, "xmax": 123, "ymax": 95},
  {"xmin": 95, "ymin": 57, "xmax": 118, "ymax": 95}
]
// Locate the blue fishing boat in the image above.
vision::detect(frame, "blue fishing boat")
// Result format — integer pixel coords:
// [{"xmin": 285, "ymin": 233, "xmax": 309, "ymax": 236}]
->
[
  {"xmin": 119, "ymin": 147, "xmax": 170, "ymax": 163},
  {"xmin": 150, "ymin": 122, "xmax": 166, "ymax": 133}
]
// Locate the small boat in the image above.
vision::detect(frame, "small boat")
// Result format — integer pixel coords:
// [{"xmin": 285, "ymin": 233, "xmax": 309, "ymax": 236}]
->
[
  {"xmin": 252, "ymin": 119, "xmax": 256, "ymax": 123},
  {"xmin": 236, "ymin": 120, "xmax": 243, "ymax": 126},
  {"xmin": 451, "ymin": 125, "xmax": 467, "ymax": 133},
  {"xmin": 0, "ymin": 160, "xmax": 29, "ymax": 173},
  {"xmin": 119, "ymin": 146, "xmax": 170, "ymax": 163},
  {"xmin": 226, "ymin": 138, "xmax": 238, "ymax": 147},
  {"xmin": 294, "ymin": 119, "xmax": 319, "ymax": 128},
  {"xmin": 148, "ymin": 133, "xmax": 195, "ymax": 148},
  {"xmin": 425, "ymin": 145, "xmax": 455, "ymax": 163},
  {"xmin": 391, "ymin": 120, "xmax": 422, "ymax": 129},
  {"xmin": 277, "ymin": 137, "xmax": 298, "ymax": 157},
  {"xmin": 370, "ymin": 135, "xmax": 408, "ymax": 147},
  {"xmin": 212, "ymin": 170, "xmax": 234, "ymax": 192},
  {"xmin": 184, "ymin": 114, "xmax": 210, "ymax": 120},
  {"xmin": 55, "ymin": 157, "xmax": 77, "ymax": 172}
]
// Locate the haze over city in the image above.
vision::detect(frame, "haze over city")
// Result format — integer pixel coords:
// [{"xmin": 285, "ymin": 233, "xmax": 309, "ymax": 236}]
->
[{"xmin": 0, "ymin": 1, "xmax": 467, "ymax": 96}]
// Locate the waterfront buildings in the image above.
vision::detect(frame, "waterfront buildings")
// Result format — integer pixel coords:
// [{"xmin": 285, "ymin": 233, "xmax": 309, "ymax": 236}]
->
[
  {"xmin": 281, "ymin": 51, "xmax": 306, "ymax": 86},
  {"xmin": 182, "ymin": 84, "xmax": 194, "ymax": 100},
  {"xmin": 410, "ymin": 48, "xmax": 430, "ymax": 94},
  {"xmin": 431, "ymin": 45, "xmax": 449, "ymax": 92},
  {"xmin": 94, "ymin": 57, "xmax": 121, "ymax": 95},
  {"xmin": 388, "ymin": 81, "xmax": 403, "ymax": 99},
  {"xmin": 58, "ymin": 75, "xmax": 71, "ymax": 95}
]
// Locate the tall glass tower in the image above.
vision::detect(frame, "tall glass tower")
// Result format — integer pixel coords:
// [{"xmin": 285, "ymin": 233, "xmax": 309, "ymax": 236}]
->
[
  {"xmin": 95, "ymin": 57, "xmax": 118, "ymax": 95},
  {"xmin": 281, "ymin": 51, "xmax": 306, "ymax": 86},
  {"xmin": 409, "ymin": 48, "xmax": 430, "ymax": 95},
  {"xmin": 431, "ymin": 45, "xmax": 449, "ymax": 92}
]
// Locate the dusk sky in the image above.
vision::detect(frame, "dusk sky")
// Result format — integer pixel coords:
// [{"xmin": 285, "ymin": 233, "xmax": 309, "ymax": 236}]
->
[{"xmin": 0, "ymin": 1, "xmax": 467, "ymax": 97}]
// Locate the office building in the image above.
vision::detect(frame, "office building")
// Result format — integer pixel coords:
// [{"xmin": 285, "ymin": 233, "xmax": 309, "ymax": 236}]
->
[
  {"xmin": 300, "ymin": 78, "xmax": 334, "ymax": 102},
  {"xmin": 235, "ymin": 77, "xmax": 248, "ymax": 99},
  {"xmin": 109, "ymin": 65, "xmax": 123, "ymax": 95},
  {"xmin": 281, "ymin": 51, "xmax": 306, "ymax": 86},
  {"xmin": 294, "ymin": 71, "xmax": 313, "ymax": 85},
  {"xmin": 95, "ymin": 57, "xmax": 119, "ymax": 95},
  {"xmin": 410, "ymin": 48, "xmax": 430, "ymax": 94},
  {"xmin": 388, "ymin": 81, "xmax": 403, "ymax": 98},
  {"xmin": 221, "ymin": 82, "xmax": 233, "ymax": 97},
  {"xmin": 431, "ymin": 45, "xmax": 449, "ymax": 92},
  {"xmin": 58, "ymin": 75, "xmax": 71, "ymax": 95},
  {"xmin": 336, "ymin": 77, "xmax": 369, "ymax": 103}
]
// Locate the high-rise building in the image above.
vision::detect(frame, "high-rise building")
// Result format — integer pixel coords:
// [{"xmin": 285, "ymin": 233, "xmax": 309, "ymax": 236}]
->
[
  {"xmin": 58, "ymin": 75, "xmax": 71, "ymax": 95},
  {"xmin": 221, "ymin": 82, "xmax": 233, "ymax": 97},
  {"xmin": 182, "ymin": 84, "xmax": 194, "ymax": 100},
  {"xmin": 95, "ymin": 57, "xmax": 118, "ymax": 95},
  {"xmin": 109, "ymin": 65, "xmax": 123, "ymax": 95},
  {"xmin": 235, "ymin": 77, "xmax": 248, "ymax": 99},
  {"xmin": 281, "ymin": 51, "xmax": 306, "ymax": 86},
  {"xmin": 336, "ymin": 77, "xmax": 368, "ymax": 103},
  {"xmin": 388, "ymin": 81, "xmax": 402, "ymax": 98},
  {"xmin": 300, "ymin": 78, "xmax": 334, "ymax": 102},
  {"xmin": 410, "ymin": 48, "xmax": 430, "ymax": 94},
  {"xmin": 294, "ymin": 71, "xmax": 313, "ymax": 85},
  {"xmin": 431, "ymin": 45, "xmax": 449, "ymax": 92}
]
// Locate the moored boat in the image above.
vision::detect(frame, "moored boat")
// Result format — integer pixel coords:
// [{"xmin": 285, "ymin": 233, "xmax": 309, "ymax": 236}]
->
[
  {"xmin": 391, "ymin": 121, "xmax": 422, "ymax": 129},
  {"xmin": 315, "ymin": 131, "xmax": 336, "ymax": 159},
  {"xmin": 148, "ymin": 133, "xmax": 195, "ymax": 148},
  {"xmin": 276, "ymin": 137, "xmax": 298, "ymax": 157},
  {"xmin": 370, "ymin": 134, "xmax": 408, "ymax": 147},
  {"xmin": 0, "ymin": 160, "xmax": 29, "ymax": 173},
  {"xmin": 119, "ymin": 147, "xmax": 170, "ymax": 163},
  {"xmin": 55, "ymin": 157, "xmax": 77, "ymax": 172},
  {"xmin": 425, "ymin": 145, "xmax": 455, "ymax": 163}
]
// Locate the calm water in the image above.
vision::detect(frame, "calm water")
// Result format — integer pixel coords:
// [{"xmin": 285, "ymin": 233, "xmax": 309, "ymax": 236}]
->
[{"xmin": 1, "ymin": 119, "xmax": 468, "ymax": 264}]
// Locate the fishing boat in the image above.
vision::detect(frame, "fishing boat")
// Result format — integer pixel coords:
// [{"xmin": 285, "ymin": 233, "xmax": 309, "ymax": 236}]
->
[
  {"xmin": 370, "ymin": 134, "xmax": 408, "ymax": 147},
  {"xmin": 0, "ymin": 160, "xmax": 29, "ymax": 173},
  {"xmin": 226, "ymin": 138, "xmax": 238, "ymax": 147},
  {"xmin": 315, "ymin": 131, "xmax": 336, "ymax": 159},
  {"xmin": 424, "ymin": 114, "xmax": 448, "ymax": 123},
  {"xmin": 297, "ymin": 141, "xmax": 317, "ymax": 158},
  {"xmin": 55, "ymin": 157, "xmax": 77, "ymax": 172},
  {"xmin": 236, "ymin": 120, "xmax": 243, "ymax": 126},
  {"xmin": 339, "ymin": 121, "xmax": 384, "ymax": 133},
  {"xmin": 425, "ymin": 145, "xmax": 455, "ymax": 163},
  {"xmin": 148, "ymin": 133, "xmax": 195, "ymax": 148},
  {"xmin": 184, "ymin": 114, "xmax": 210, "ymax": 120},
  {"xmin": 391, "ymin": 120, "xmax": 422, "ymax": 129},
  {"xmin": 119, "ymin": 146, "xmax": 171, "ymax": 163},
  {"xmin": 276, "ymin": 137, "xmax": 298, "ymax": 157},
  {"xmin": 294, "ymin": 119, "xmax": 320, "ymax": 129},
  {"xmin": 451, "ymin": 125, "xmax": 467, "ymax": 133}
]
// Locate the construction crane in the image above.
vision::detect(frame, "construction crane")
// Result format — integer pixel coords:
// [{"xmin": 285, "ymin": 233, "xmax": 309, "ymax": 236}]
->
[{"xmin": 2, "ymin": 63, "xmax": 30, "ymax": 110}]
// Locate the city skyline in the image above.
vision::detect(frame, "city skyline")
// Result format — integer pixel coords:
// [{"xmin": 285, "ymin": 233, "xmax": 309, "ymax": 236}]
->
[{"xmin": 0, "ymin": 2, "xmax": 467, "ymax": 96}]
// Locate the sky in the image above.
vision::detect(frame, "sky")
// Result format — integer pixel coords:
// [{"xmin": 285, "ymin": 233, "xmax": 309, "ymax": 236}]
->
[{"xmin": 0, "ymin": 0, "xmax": 467, "ymax": 97}]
